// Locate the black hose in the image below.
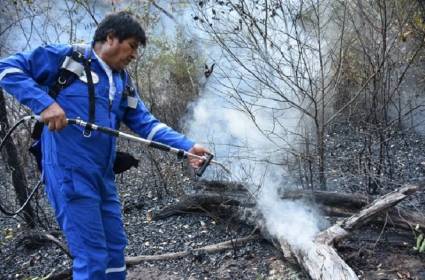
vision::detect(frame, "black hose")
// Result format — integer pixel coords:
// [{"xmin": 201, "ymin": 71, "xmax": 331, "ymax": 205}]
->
[{"xmin": 0, "ymin": 116, "xmax": 42, "ymax": 216}]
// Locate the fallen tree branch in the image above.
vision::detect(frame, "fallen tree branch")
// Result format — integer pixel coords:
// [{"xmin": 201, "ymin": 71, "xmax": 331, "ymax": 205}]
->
[
  {"xmin": 316, "ymin": 184, "xmax": 420, "ymax": 245},
  {"xmin": 17, "ymin": 231, "xmax": 71, "ymax": 258},
  {"xmin": 154, "ymin": 182, "xmax": 425, "ymax": 232},
  {"xmin": 126, "ymin": 234, "xmax": 261, "ymax": 265},
  {"xmin": 296, "ymin": 184, "xmax": 419, "ymax": 280},
  {"xmin": 289, "ymin": 242, "xmax": 359, "ymax": 280},
  {"xmin": 44, "ymin": 268, "xmax": 72, "ymax": 280},
  {"xmin": 43, "ymin": 232, "xmax": 72, "ymax": 258},
  {"xmin": 45, "ymin": 234, "xmax": 261, "ymax": 279}
]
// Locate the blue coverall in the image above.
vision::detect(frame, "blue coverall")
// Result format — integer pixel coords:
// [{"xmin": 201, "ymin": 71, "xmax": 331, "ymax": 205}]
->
[{"xmin": 0, "ymin": 44, "xmax": 195, "ymax": 279}]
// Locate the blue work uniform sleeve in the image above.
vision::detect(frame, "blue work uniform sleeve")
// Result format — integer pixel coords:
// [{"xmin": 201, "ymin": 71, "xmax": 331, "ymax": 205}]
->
[
  {"xmin": 0, "ymin": 44, "xmax": 72, "ymax": 114},
  {"xmin": 123, "ymin": 95, "xmax": 195, "ymax": 152}
]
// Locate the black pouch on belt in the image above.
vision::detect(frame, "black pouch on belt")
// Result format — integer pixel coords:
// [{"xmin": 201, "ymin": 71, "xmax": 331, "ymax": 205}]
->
[{"xmin": 113, "ymin": 151, "xmax": 139, "ymax": 174}]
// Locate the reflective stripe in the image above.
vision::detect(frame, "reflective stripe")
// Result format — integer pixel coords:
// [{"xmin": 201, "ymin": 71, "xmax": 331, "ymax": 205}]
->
[
  {"xmin": 61, "ymin": 56, "xmax": 85, "ymax": 76},
  {"xmin": 147, "ymin": 123, "xmax": 168, "ymax": 140},
  {"xmin": 105, "ymin": 265, "xmax": 126, "ymax": 274},
  {"xmin": 0, "ymin": 67, "xmax": 24, "ymax": 81}
]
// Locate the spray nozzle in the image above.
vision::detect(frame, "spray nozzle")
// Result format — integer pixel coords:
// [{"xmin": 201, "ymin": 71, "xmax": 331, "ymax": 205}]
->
[{"xmin": 196, "ymin": 153, "xmax": 214, "ymax": 177}]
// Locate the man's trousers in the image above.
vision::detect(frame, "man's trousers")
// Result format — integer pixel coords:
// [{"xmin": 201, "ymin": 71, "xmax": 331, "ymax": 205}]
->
[{"xmin": 44, "ymin": 164, "xmax": 127, "ymax": 280}]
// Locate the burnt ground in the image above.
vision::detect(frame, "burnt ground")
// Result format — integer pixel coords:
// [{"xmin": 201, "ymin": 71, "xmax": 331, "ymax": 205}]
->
[
  {"xmin": 0, "ymin": 122, "xmax": 424, "ymax": 279},
  {"xmin": 339, "ymin": 225, "xmax": 425, "ymax": 280}
]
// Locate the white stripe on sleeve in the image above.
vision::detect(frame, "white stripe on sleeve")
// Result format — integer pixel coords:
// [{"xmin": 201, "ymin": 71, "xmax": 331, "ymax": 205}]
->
[
  {"xmin": 147, "ymin": 123, "xmax": 168, "ymax": 140},
  {"xmin": 0, "ymin": 67, "xmax": 24, "ymax": 81}
]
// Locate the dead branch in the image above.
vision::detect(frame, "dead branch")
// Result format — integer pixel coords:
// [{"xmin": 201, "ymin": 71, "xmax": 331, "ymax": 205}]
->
[
  {"xmin": 17, "ymin": 231, "xmax": 71, "ymax": 258},
  {"xmin": 316, "ymin": 184, "xmax": 420, "ymax": 245},
  {"xmin": 43, "ymin": 232, "xmax": 71, "ymax": 258},
  {"xmin": 45, "ymin": 234, "xmax": 260, "ymax": 279},
  {"xmin": 154, "ymin": 181, "xmax": 425, "ymax": 232},
  {"xmin": 276, "ymin": 184, "xmax": 419, "ymax": 280},
  {"xmin": 126, "ymin": 234, "xmax": 260, "ymax": 265},
  {"xmin": 44, "ymin": 268, "xmax": 72, "ymax": 280}
]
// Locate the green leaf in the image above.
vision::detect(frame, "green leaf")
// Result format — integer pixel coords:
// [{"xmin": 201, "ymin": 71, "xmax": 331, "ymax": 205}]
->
[
  {"xmin": 416, "ymin": 234, "xmax": 423, "ymax": 249},
  {"xmin": 419, "ymin": 240, "xmax": 425, "ymax": 253}
]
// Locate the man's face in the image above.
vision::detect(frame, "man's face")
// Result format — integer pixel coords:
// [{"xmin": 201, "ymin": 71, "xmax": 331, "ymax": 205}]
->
[{"xmin": 104, "ymin": 35, "xmax": 139, "ymax": 71}]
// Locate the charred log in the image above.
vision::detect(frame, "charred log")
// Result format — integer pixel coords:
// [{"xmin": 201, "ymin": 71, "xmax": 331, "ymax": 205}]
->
[
  {"xmin": 154, "ymin": 181, "xmax": 425, "ymax": 232},
  {"xmin": 301, "ymin": 185, "xmax": 419, "ymax": 280},
  {"xmin": 315, "ymin": 185, "xmax": 419, "ymax": 245}
]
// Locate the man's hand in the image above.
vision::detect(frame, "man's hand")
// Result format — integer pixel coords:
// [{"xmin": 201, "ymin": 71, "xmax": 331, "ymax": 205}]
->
[
  {"xmin": 188, "ymin": 144, "xmax": 211, "ymax": 169},
  {"xmin": 40, "ymin": 102, "xmax": 67, "ymax": 131}
]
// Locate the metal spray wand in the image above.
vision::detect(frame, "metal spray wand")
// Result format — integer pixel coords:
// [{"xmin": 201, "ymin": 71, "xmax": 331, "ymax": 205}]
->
[{"xmin": 27, "ymin": 115, "xmax": 231, "ymax": 176}]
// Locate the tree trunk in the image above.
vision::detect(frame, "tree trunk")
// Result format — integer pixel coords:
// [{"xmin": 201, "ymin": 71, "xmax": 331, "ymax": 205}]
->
[
  {"xmin": 316, "ymin": 122, "xmax": 327, "ymax": 190},
  {"xmin": 0, "ymin": 89, "xmax": 34, "ymax": 227}
]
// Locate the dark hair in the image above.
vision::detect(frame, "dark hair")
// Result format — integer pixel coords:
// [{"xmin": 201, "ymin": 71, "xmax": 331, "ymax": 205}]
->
[{"xmin": 93, "ymin": 11, "xmax": 146, "ymax": 46}]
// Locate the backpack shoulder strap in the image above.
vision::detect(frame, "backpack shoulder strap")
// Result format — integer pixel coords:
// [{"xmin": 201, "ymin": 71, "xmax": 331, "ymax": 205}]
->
[
  {"xmin": 48, "ymin": 43, "xmax": 96, "ymax": 137},
  {"xmin": 49, "ymin": 43, "xmax": 91, "ymax": 98},
  {"xmin": 33, "ymin": 44, "xmax": 93, "ymax": 139}
]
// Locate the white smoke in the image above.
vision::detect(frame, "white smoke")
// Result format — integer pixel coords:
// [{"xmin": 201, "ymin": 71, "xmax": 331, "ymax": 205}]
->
[
  {"xmin": 185, "ymin": 75, "xmax": 326, "ymax": 251},
  {"xmin": 175, "ymin": 1, "xmax": 332, "ymax": 251}
]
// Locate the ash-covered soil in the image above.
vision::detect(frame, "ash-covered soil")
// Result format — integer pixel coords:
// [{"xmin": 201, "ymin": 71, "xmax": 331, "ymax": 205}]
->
[
  {"xmin": 123, "ymin": 200, "xmax": 304, "ymax": 280},
  {"xmin": 1, "ymin": 122, "xmax": 425, "ymax": 279},
  {"xmin": 325, "ymin": 122, "xmax": 425, "ymax": 279},
  {"xmin": 338, "ymin": 225, "xmax": 425, "ymax": 280}
]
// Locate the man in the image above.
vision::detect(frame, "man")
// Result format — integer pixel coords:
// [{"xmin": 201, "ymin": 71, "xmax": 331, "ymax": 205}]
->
[{"xmin": 0, "ymin": 11, "xmax": 208, "ymax": 279}]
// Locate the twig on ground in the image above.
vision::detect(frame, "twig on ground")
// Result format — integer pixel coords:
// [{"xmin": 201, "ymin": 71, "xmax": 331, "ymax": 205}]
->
[
  {"xmin": 44, "ymin": 234, "xmax": 261, "ymax": 279},
  {"xmin": 126, "ymin": 234, "xmax": 261, "ymax": 265}
]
